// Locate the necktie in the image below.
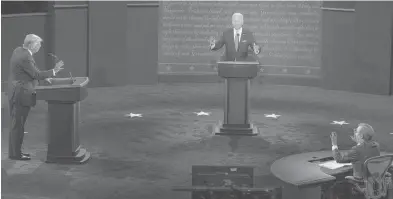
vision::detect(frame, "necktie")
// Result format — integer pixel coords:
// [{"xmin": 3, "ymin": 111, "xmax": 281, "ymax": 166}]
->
[{"xmin": 235, "ymin": 33, "xmax": 239, "ymax": 51}]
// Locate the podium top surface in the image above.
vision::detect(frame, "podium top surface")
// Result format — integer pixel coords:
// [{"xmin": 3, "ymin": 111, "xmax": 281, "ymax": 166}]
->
[
  {"xmin": 36, "ymin": 77, "xmax": 89, "ymax": 90},
  {"xmin": 217, "ymin": 61, "xmax": 260, "ymax": 65}
]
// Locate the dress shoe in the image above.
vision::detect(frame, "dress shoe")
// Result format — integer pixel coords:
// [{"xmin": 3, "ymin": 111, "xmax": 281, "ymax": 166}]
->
[
  {"xmin": 9, "ymin": 154, "xmax": 31, "ymax": 161},
  {"xmin": 22, "ymin": 152, "xmax": 30, "ymax": 157}
]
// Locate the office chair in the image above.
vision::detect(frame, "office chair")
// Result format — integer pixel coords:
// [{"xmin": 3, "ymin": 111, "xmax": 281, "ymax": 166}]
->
[{"xmin": 345, "ymin": 154, "xmax": 393, "ymax": 199}]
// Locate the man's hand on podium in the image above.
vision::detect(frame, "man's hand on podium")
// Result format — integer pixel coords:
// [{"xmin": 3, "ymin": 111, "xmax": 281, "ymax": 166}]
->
[{"xmin": 44, "ymin": 78, "xmax": 53, "ymax": 85}]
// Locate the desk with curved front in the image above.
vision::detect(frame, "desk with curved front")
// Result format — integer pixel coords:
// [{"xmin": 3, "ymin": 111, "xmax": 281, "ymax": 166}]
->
[{"xmin": 271, "ymin": 151, "xmax": 392, "ymax": 199}]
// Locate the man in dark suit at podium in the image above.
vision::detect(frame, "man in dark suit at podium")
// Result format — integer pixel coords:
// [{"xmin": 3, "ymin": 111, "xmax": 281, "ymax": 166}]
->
[
  {"xmin": 7, "ymin": 34, "xmax": 64, "ymax": 161},
  {"xmin": 209, "ymin": 13, "xmax": 261, "ymax": 61}
]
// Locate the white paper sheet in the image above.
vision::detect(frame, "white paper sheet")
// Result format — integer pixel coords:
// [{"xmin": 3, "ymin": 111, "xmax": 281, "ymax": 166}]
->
[{"xmin": 318, "ymin": 160, "xmax": 352, "ymax": 169}]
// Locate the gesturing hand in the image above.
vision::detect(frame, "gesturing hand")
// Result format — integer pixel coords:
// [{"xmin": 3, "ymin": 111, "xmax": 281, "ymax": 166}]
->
[
  {"xmin": 209, "ymin": 36, "xmax": 216, "ymax": 48},
  {"xmin": 330, "ymin": 132, "xmax": 338, "ymax": 146},
  {"xmin": 55, "ymin": 60, "xmax": 64, "ymax": 68},
  {"xmin": 253, "ymin": 43, "xmax": 260, "ymax": 54},
  {"xmin": 54, "ymin": 60, "xmax": 64, "ymax": 73}
]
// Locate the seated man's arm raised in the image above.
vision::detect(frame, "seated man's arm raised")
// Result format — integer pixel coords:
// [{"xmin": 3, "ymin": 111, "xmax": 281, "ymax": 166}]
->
[
  {"xmin": 332, "ymin": 146, "xmax": 360, "ymax": 164},
  {"xmin": 331, "ymin": 131, "xmax": 360, "ymax": 163}
]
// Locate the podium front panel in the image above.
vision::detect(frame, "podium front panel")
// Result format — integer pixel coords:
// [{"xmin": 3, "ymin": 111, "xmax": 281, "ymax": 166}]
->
[
  {"xmin": 47, "ymin": 101, "xmax": 79, "ymax": 156},
  {"xmin": 218, "ymin": 64, "xmax": 259, "ymax": 78},
  {"xmin": 225, "ymin": 78, "xmax": 249, "ymax": 124}
]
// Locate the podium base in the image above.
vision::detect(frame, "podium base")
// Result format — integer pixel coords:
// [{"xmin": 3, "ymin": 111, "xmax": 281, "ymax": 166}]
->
[
  {"xmin": 46, "ymin": 147, "xmax": 91, "ymax": 164},
  {"xmin": 213, "ymin": 121, "xmax": 259, "ymax": 136}
]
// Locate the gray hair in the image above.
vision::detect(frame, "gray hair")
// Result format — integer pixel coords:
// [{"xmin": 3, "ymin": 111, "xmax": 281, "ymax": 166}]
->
[
  {"xmin": 232, "ymin": 13, "xmax": 243, "ymax": 19},
  {"xmin": 23, "ymin": 34, "xmax": 42, "ymax": 48},
  {"xmin": 358, "ymin": 123, "xmax": 375, "ymax": 141}
]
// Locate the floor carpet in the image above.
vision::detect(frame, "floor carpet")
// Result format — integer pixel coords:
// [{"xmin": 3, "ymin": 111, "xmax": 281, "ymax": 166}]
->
[{"xmin": 1, "ymin": 83, "xmax": 393, "ymax": 199}]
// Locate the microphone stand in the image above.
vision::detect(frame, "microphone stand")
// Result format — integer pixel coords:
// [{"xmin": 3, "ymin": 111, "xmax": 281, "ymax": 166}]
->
[{"xmin": 69, "ymin": 72, "xmax": 75, "ymax": 83}]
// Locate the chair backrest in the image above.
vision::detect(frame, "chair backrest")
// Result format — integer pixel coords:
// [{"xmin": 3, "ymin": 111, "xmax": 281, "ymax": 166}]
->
[{"xmin": 363, "ymin": 154, "xmax": 393, "ymax": 199}]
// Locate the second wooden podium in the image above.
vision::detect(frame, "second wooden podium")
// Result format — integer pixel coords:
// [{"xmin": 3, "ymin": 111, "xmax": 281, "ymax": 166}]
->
[
  {"xmin": 36, "ymin": 77, "xmax": 91, "ymax": 164},
  {"xmin": 215, "ymin": 61, "xmax": 260, "ymax": 136}
]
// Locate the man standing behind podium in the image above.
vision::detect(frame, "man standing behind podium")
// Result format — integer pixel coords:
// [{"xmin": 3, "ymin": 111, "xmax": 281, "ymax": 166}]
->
[
  {"xmin": 209, "ymin": 13, "xmax": 261, "ymax": 61},
  {"xmin": 7, "ymin": 34, "xmax": 64, "ymax": 161}
]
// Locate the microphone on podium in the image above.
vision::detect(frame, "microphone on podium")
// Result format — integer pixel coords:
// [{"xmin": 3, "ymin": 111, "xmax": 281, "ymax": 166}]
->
[
  {"xmin": 69, "ymin": 72, "xmax": 75, "ymax": 83},
  {"xmin": 48, "ymin": 53, "xmax": 60, "ymax": 62}
]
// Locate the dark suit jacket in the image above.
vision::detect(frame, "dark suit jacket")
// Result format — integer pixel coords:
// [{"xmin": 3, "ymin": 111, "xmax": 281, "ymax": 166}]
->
[
  {"xmin": 333, "ymin": 141, "xmax": 380, "ymax": 179},
  {"xmin": 211, "ymin": 28, "xmax": 260, "ymax": 61},
  {"xmin": 7, "ymin": 47, "xmax": 54, "ymax": 107}
]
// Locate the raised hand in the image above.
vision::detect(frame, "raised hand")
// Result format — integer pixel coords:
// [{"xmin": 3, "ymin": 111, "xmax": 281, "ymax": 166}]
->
[
  {"xmin": 253, "ymin": 43, "xmax": 260, "ymax": 54},
  {"xmin": 330, "ymin": 132, "xmax": 338, "ymax": 146},
  {"xmin": 55, "ymin": 60, "xmax": 64, "ymax": 69},
  {"xmin": 54, "ymin": 60, "xmax": 64, "ymax": 74},
  {"xmin": 209, "ymin": 36, "xmax": 216, "ymax": 48}
]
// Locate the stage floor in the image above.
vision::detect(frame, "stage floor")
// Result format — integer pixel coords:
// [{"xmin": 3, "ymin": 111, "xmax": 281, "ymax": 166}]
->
[{"xmin": 2, "ymin": 83, "xmax": 393, "ymax": 199}]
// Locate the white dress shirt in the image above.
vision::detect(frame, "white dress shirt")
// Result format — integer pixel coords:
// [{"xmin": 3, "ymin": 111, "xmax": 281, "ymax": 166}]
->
[
  {"xmin": 233, "ymin": 28, "xmax": 242, "ymax": 43},
  {"xmin": 26, "ymin": 48, "xmax": 32, "ymax": 56}
]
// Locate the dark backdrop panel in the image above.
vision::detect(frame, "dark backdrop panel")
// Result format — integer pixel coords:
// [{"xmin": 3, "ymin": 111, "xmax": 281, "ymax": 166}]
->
[
  {"xmin": 127, "ymin": 2, "xmax": 159, "ymax": 85},
  {"xmin": 158, "ymin": 1, "xmax": 322, "ymax": 74},
  {"xmin": 391, "ymin": 25, "xmax": 393, "ymax": 95},
  {"xmin": 352, "ymin": 2, "xmax": 393, "ymax": 95},
  {"xmin": 321, "ymin": 11, "xmax": 356, "ymax": 92},
  {"xmin": 54, "ymin": 1, "xmax": 88, "ymax": 6},
  {"xmin": 88, "ymin": 1, "xmax": 128, "ymax": 87},
  {"xmin": 1, "ymin": 15, "xmax": 47, "ymax": 91},
  {"xmin": 53, "ymin": 3, "xmax": 88, "ymax": 78},
  {"xmin": 1, "ymin": 1, "xmax": 48, "ymax": 15},
  {"xmin": 321, "ymin": 2, "xmax": 393, "ymax": 95},
  {"xmin": 322, "ymin": 1, "xmax": 356, "ymax": 9}
]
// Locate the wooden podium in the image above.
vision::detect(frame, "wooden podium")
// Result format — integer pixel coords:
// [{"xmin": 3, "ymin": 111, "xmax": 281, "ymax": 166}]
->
[
  {"xmin": 36, "ymin": 77, "xmax": 90, "ymax": 164},
  {"xmin": 215, "ymin": 61, "xmax": 260, "ymax": 136}
]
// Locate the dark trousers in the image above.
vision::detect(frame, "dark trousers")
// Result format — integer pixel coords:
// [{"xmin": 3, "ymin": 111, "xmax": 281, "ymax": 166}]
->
[{"xmin": 8, "ymin": 100, "xmax": 31, "ymax": 158}]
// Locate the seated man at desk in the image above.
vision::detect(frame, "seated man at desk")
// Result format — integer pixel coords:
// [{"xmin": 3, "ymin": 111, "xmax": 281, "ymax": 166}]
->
[{"xmin": 330, "ymin": 123, "xmax": 380, "ymax": 181}]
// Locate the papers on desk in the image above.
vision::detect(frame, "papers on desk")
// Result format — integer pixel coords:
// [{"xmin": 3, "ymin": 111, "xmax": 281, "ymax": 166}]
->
[{"xmin": 318, "ymin": 160, "xmax": 352, "ymax": 169}]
